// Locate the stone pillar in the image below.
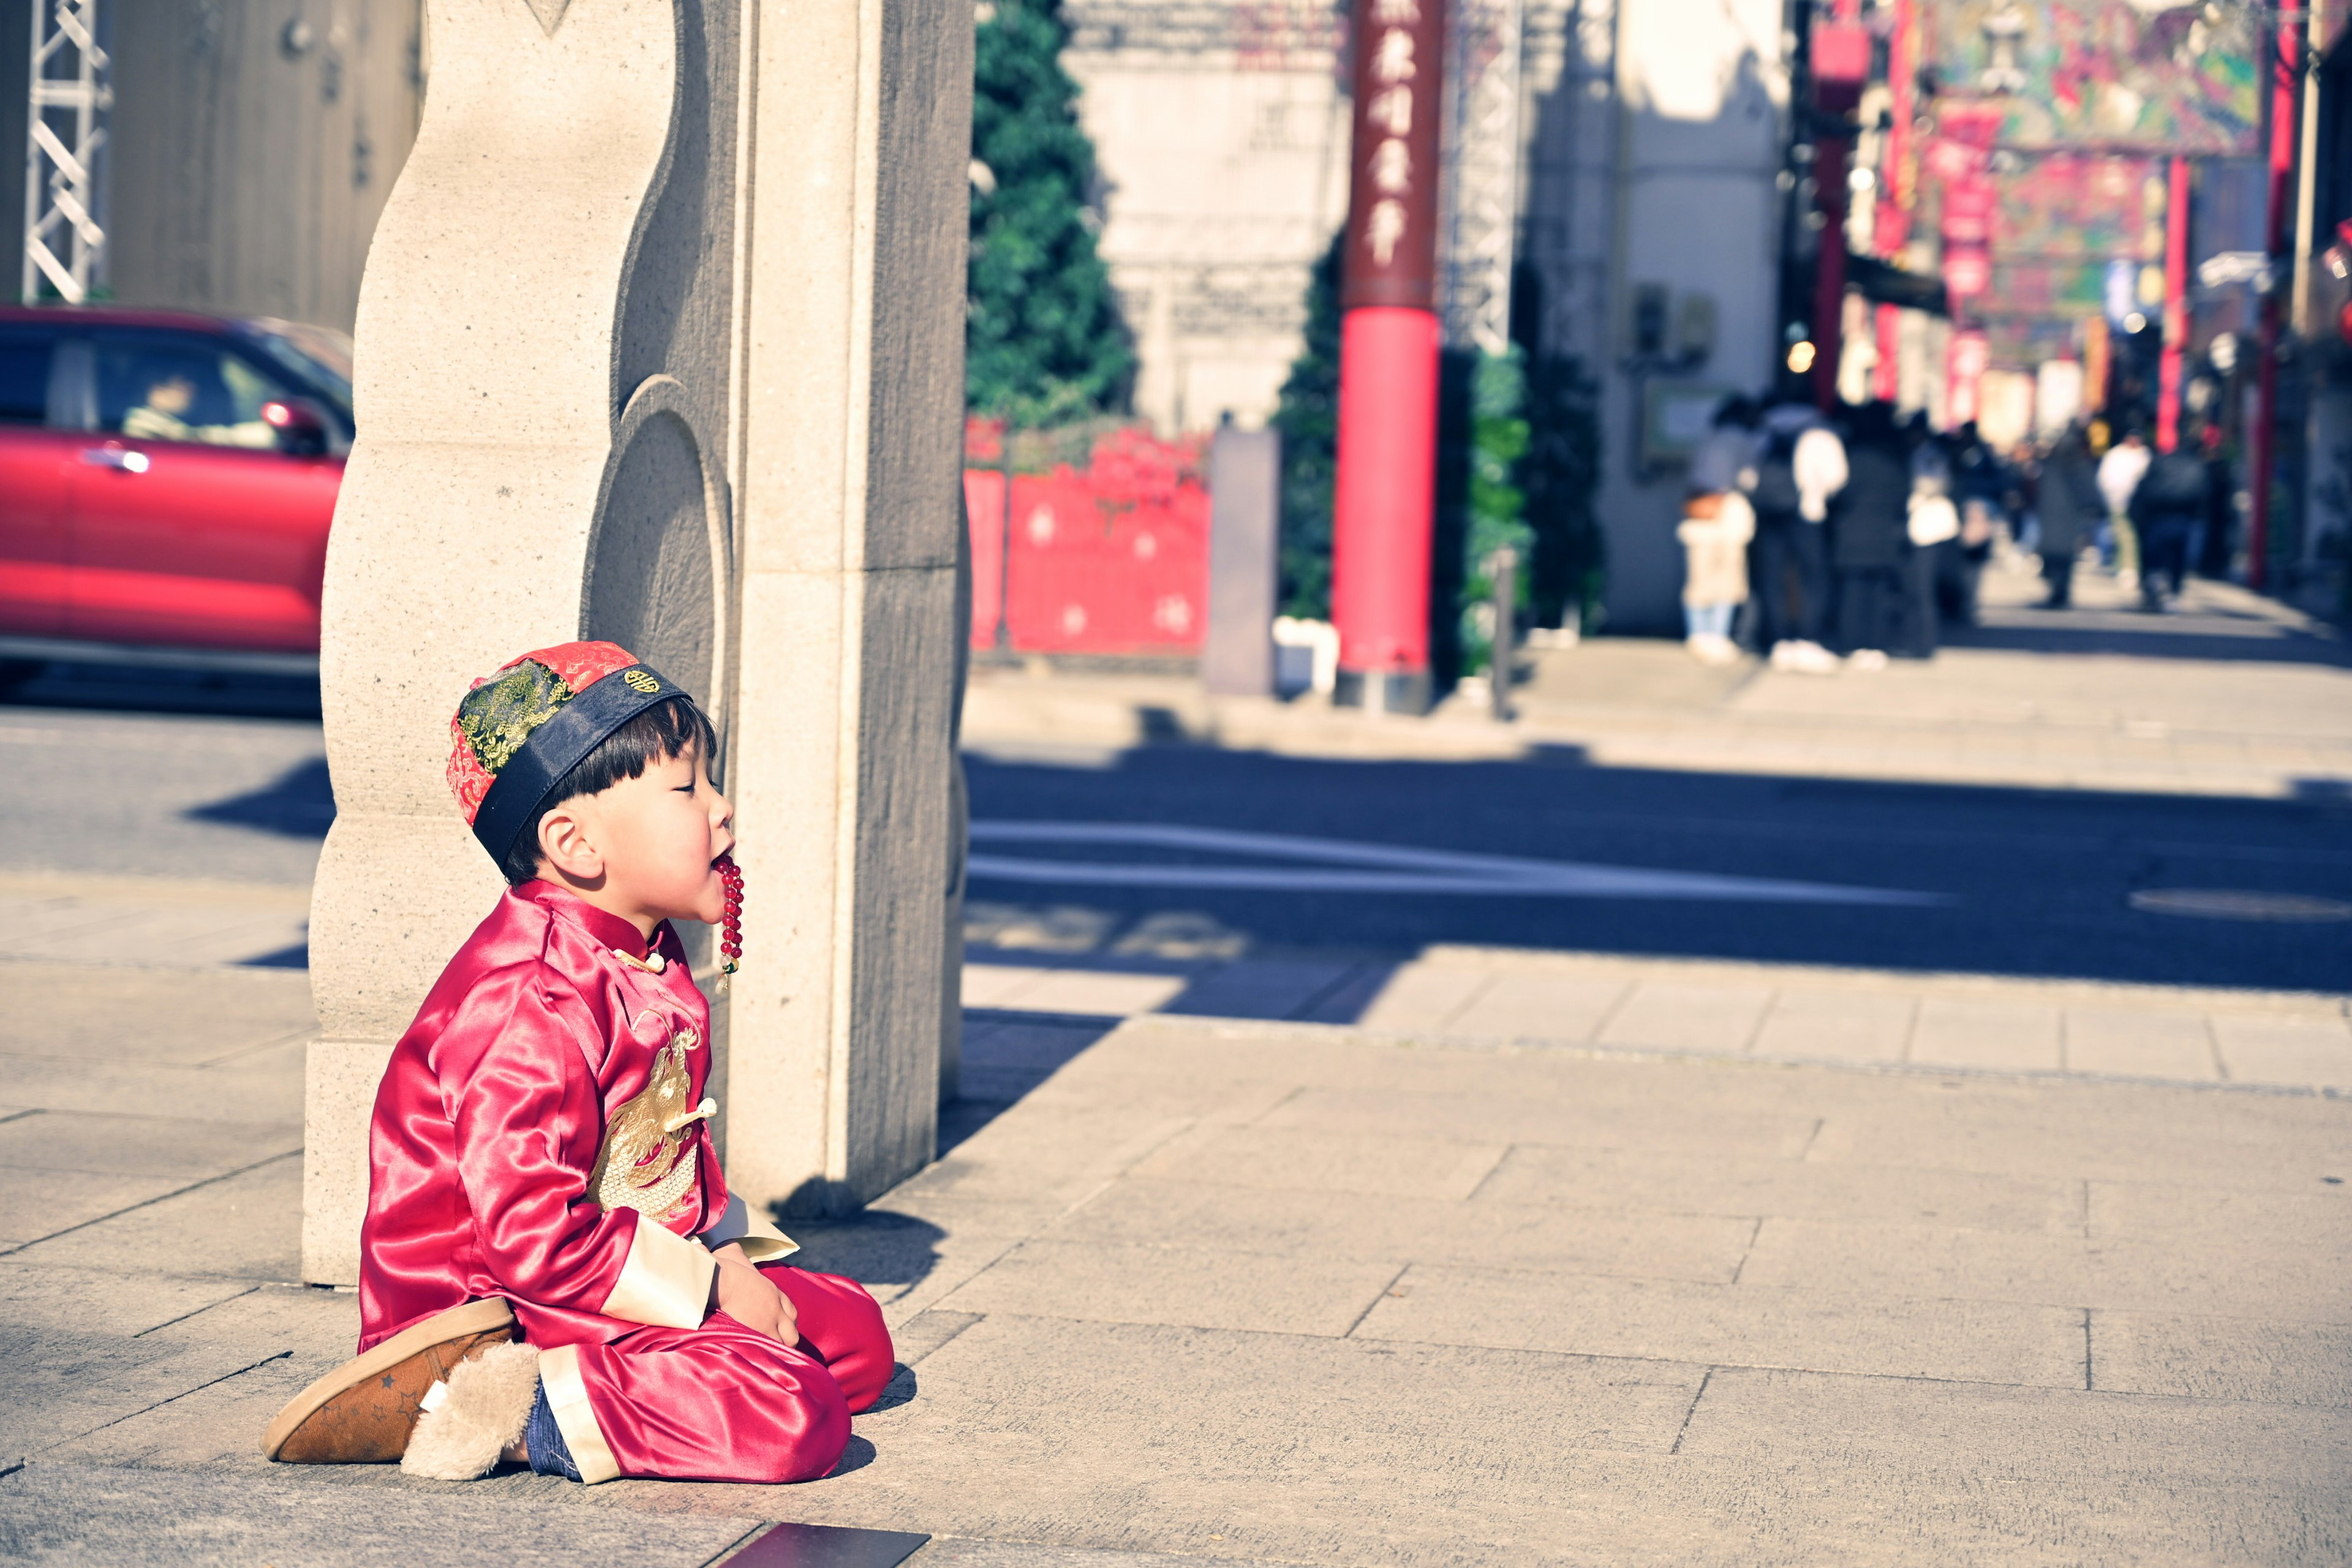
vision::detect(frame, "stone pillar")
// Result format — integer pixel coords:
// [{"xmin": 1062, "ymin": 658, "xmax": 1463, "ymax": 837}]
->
[
  {"xmin": 723, "ymin": 0, "xmax": 972, "ymax": 1215},
  {"xmin": 1202, "ymin": 425, "xmax": 1281, "ymax": 697},
  {"xmin": 304, "ymin": 0, "xmax": 968, "ymax": 1281}
]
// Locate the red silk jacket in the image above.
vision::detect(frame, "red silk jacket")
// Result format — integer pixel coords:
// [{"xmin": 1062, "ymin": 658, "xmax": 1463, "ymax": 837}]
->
[{"xmin": 358, "ymin": 881, "xmax": 790, "ymax": 1353}]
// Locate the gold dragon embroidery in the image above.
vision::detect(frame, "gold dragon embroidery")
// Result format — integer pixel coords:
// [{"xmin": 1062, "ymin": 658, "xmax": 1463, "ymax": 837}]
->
[{"xmin": 587, "ymin": 1025, "xmax": 713, "ymax": 1224}]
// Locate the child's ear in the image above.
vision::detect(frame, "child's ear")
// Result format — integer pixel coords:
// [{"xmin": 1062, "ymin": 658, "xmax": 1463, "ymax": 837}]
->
[{"xmin": 538, "ymin": 804, "xmax": 604, "ymax": 882}]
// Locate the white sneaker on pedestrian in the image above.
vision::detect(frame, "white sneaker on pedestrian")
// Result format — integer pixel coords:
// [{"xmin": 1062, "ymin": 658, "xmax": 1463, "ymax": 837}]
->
[
  {"xmin": 1770, "ymin": 639, "xmax": 1839, "ymax": 675},
  {"xmin": 1686, "ymin": 634, "xmax": 1740, "ymax": 666},
  {"xmin": 1847, "ymin": 647, "xmax": 1889, "ymax": 672}
]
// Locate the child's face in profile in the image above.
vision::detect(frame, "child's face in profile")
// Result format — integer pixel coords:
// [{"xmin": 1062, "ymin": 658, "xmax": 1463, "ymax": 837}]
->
[{"xmin": 543, "ymin": 744, "xmax": 734, "ymax": 934}]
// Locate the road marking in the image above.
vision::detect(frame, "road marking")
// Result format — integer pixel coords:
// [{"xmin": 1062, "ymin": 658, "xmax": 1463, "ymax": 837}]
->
[
  {"xmin": 968, "ymin": 821, "xmax": 1945, "ymax": 905},
  {"xmin": 2128, "ymin": 889, "xmax": 2352, "ymax": 922}
]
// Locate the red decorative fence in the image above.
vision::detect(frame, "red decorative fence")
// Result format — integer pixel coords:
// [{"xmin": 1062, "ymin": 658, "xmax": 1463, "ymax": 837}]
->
[{"xmin": 963, "ymin": 426, "xmax": 1210, "ymax": 655}]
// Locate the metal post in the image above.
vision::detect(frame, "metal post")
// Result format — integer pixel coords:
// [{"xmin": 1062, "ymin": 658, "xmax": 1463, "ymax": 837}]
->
[
  {"xmin": 22, "ymin": 0, "xmax": 110, "ymax": 304},
  {"xmin": 1487, "ymin": 545, "xmax": 1517, "ymax": 721}
]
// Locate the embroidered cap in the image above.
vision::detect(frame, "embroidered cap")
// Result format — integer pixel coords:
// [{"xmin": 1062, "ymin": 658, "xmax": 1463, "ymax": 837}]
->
[{"xmin": 447, "ymin": 641, "xmax": 686, "ymax": 864}]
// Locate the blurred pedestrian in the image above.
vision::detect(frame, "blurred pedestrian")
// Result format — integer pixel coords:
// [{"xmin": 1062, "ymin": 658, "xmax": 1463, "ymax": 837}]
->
[
  {"xmin": 1902, "ymin": 440, "xmax": 1958, "ymax": 660},
  {"xmin": 2035, "ymin": 422, "xmax": 2101, "ymax": 609},
  {"xmin": 1940, "ymin": 421, "xmax": 2002, "ymax": 627},
  {"xmin": 1742, "ymin": 396, "xmax": 1846, "ymax": 674},
  {"xmin": 1829, "ymin": 401, "xmax": 1913, "ymax": 666},
  {"xmin": 2097, "ymin": 426, "xmax": 2150, "ymax": 588},
  {"xmin": 2197, "ymin": 424, "xmax": 2235, "ymax": 579},
  {"xmin": 1679, "ymin": 398, "xmax": 1760, "ymax": 665},
  {"xmin": 2130, "ymin": 439, "xmax": 2211, "ymax": 611}
]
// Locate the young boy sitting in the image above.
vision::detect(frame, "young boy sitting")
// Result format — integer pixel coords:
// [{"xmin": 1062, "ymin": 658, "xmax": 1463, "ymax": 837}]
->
[{"xmin": 262, "ymin": 641, "xmax": 892, "ymax": 1484}]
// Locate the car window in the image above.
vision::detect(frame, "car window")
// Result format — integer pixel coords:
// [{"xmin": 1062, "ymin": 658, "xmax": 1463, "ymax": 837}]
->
[
  {"xmin": 95, "ymin": 336, "xmax": 294, "ymax": 449},
  {"xmin": 0, "ymin": 335, "xmax": 53, "ymax": 426}
]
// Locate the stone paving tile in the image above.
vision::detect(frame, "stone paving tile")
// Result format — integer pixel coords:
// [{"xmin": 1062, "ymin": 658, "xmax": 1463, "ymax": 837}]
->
[
  {"xmin": 889, "ymin": 1101, "xmax": 1199, "ymax": 1208},
  {"xmin": 0, "ymin": 1109, "xmax": 301, "ymax": 1178},
  {"xmin": 1806, "ymin": 1077, "xmax": 2351, "ymax": 1189},
  {"xmin": 1438, "ymin": 971, "xmax": 1627, "ymax": 1042},
  {"xmin": 0, "ymin": 1258, "xmax": 262, "ymax": 1340},
  {"xmin": 0, "ymin": 960, "xmax": 315, "ymax": 1066},
  {"xmin": 1474, "ymin": 1144, "xmax": 2083, "ymax": 1234},
  {"xmin": 2063, "ymin": 1007, "xmax": 2218, "ymax": 1079},
  {"xmin": 9, "ymin": 1153, "xmax": 303, "ymax": 1280},
  {"xmin": 0, "ymin": 899, "xmax": 311, "ymax": 968},
  {"xmin": 1674, "ymin": 1364, "xmax": 2351, "ymax": 1488},
  {"xmin": 993, "ymin": 970, "xmax": 1189, "ymax": 1019},
  {"xmin": 1908, "ymin": 997, "xmax": 2063, "ymax": 1071},
  {"xmin": 0, "ymin": 1167, "xmax": 194, "ymax": 1245},
  {"xmin": 2090, "ymin": 1310, "xmax": 2352, "ymax": 1406},
  {"xmin": 1159, "ymin": 959, "xmax": 1356, "ymax": 1020},
  {"xmin": 1596, "ymin": 983, "xmax": 1773, "ymax": 1054},
  {"xmin": 2086, "ymin": 1177, "xmax": 2352, "ymax": 1250},
  {"xmin": 1052, "ymin": 1178, "xmax": 1759, "ymax": 1284},
  {"xmin": 959, "ymin": 963, "xmax": 1054, "ymax": 1008},
  {"xmin": 798, "ymin": 1313, "xmax": 1709, "ymax": 1561},
  {"xmin": 1258, "ymin": 1084, "xmax": 1823, "ymax": 1161},
  {"xmin": 0, "ymin": 1463, "xmax": 759, "ymax": 1568},
  {"xmin": 1747, "ymin": 987, "xmax": 1913, "ymax": 1062},
  {"xmin": 0, "ymin": 1043, "xmax": 307, "ymax": 1123},
  {"xmin": 2212, "ymin": 1013, "xmax": 2352, "ymax": 1090},
  {"xmin": 1736, "ymin": 1214, "xmax": 2349, "ymax": 1321},
  {"xmin": 1355, "ymin": 1264, "xmax": 2088, "ymax": 1387},
  {"xmin": 1126, "ymin": 1125, "xmax": 1509, "ymax": 1202},
  {"xmin": 936, "ymin": 1238, "xmax": 1403, "ymax": 1336},
  {"xmin": 43, "ymin": 1285, "xmax": 363, "ymax": 1468},
  {"xmin": 1351, "ymin": 964, "xmax": 1487, "ymax": 1033}
]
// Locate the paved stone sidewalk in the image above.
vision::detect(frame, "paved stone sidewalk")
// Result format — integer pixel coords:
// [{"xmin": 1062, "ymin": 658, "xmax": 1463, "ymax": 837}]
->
[
  {"xmin": 965, "ymin": 943, "xmax": 2352, "ymax": 1092},
  {"xmin": 962, "ymin": 571, "xmax": 2352, "ymax": 800},
  {"xmin": 3, "ymin": 955, "xmax": 2347, "ymax": 1565}
]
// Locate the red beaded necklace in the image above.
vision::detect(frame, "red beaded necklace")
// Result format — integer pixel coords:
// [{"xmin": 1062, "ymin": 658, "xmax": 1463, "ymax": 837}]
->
[{"xmin": 715, "ymin": 853, "xmax": 744, "ymax": 974}]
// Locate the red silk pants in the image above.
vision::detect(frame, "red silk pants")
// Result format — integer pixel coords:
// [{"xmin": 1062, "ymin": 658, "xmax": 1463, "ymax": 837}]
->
[{"xmin": 557, "ymin": 1265, "xmax": 892, "ymax": 1483}]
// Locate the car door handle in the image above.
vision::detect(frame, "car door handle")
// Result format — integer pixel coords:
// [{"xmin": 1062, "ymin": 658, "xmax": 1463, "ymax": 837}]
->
[{"xmin": 81, "ymin": 447, "xmax": 151, "ymax": 473}]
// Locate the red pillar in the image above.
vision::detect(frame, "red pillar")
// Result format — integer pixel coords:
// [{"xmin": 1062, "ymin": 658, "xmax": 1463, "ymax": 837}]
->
[
  {"xmin": 1812, "ymin": 135, "xmax": 1853, "ymax": 409},
  {"xmin": 1331, "ymin": 0, "xmax": 1447, "ymax": 712},
  {"xmin": 1811, "ymin": 10, "xmax": 1869, "ymax": 408},
  {"xmin": 1872, "ymin": 0, "xmax": 1914, "ymax": 404},
  {"xmin": 2157, "ymin": 156, "xmax": 2191, "ymax": 453},
  {"xmin": 2250, "ymin": 13, "xmax": 2301, "ymax": 588}
]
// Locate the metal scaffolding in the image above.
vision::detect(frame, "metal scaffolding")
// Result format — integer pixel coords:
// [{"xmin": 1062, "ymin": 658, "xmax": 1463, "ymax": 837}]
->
[
  {"xmin": 23, "ymin": 0, "xmax": 111, "ymax": 304},
  {"xmin": 1439, "ymin": 0, "xmax": 1521, "ymax": 354}
]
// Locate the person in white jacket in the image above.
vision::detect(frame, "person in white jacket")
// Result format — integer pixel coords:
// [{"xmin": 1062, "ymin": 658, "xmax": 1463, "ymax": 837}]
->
[
  {"xmin": 2096, "ymin": 427, "xmax": 2150, "ymax": 587},
  {"xmin": 1741, "ymin": 399, "xmax": 1847, "ymax": 673}
]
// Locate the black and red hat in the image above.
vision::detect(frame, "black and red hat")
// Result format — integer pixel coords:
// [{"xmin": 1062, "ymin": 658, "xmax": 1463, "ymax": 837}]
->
[{"xmin": 446, "ymin": 641, "xmax": 685, "ymax": 864}]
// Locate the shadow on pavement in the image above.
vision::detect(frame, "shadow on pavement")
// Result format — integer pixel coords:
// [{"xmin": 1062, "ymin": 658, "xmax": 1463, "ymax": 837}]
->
[
  {"xmin": 187, "ymin": 757, "xmax": 336, "ymax": 838},
  {"xmin": 1943, "ymin": 617, "xmax": 2352, "ymax": 666},
  {"xmin": 964, "ymin": 747, "xmax": 2352, "ymax": 995}
]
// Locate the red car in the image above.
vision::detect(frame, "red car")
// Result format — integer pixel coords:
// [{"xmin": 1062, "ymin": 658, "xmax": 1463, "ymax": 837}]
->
[{"xmin": 0, "ymin": 306, "xmax": 353, "ymax": 671}]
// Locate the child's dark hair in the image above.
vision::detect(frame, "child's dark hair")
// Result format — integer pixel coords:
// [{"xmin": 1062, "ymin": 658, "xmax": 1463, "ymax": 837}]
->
[{"xmin": 500, "ymin": 695, "xmax": 718, "ymax": 886}]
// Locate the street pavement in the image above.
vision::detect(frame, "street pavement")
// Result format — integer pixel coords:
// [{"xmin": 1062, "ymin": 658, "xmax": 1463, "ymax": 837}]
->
[{"xmin": 1, "ymin": 562, "xmax": 2347, "ymax": 1564}]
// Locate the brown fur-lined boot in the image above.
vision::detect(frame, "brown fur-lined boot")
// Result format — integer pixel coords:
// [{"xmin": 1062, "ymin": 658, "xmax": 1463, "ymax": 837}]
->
[
  {"xmin": 398, "ymin": 1340, "xmax": 541, "ymax": 1480},
  {"xmin": 262, "ymin": 1298, "xmax": 520, "ymax": 1467}
]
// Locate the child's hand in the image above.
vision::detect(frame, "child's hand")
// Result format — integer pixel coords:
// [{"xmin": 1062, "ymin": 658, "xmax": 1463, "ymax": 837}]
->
[{"xmin": 710, "ymin": 1243, "xmax": 799, "ymax": 1346}]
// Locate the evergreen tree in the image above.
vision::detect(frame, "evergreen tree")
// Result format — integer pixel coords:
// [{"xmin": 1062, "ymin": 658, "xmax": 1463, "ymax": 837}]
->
[
  {"xmin": 968, "ymin": 0, "xmax": 1132, "ymax": 424},
  {"xmin": 1271, "ymin": 235, "xmax": 1342, "ymax": 619},
  {"xmin": 1520, "ymin": 349, "xmax": 1604, "ymax": 631}
]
